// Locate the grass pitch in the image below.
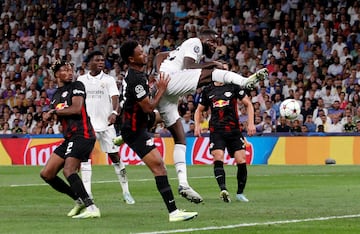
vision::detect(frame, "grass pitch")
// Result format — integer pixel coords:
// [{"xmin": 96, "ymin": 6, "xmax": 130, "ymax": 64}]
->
[{"xmin": 1, "ymin": 165, "xmax": 360, "ymax": 234}]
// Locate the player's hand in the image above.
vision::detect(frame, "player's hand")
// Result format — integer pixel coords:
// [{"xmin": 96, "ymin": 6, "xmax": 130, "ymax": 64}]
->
[
  {"xmin": 213, "ymin": 61, "xmax": 227, "ymax": 70},
  {"xmin": 44, "ymin": 109, "xmax": 55, "ymax": 120},
  {"xmin": 108, "ymin": 113, "xmax": 117, "ymax": 125},
  {"xmin": 156, "ymin": 72, "xmax": 170, "ymax": 93},
  {"xmin": 213, "ymin": 61, "xmax": 223, "ymax": 69},
  {"xmin": 247, "ymin": 123, "xmax": 256, "ymax": 136}
]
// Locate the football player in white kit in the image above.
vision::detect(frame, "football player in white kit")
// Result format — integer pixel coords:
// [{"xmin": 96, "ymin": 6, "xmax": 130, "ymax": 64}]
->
[
  {"xmin": 153, "ymin": 29, "xmax": 268, "ymax": 203},
  {"xmin": 77, "ymin": 51, "xmax": 135, "ymax": 205}
]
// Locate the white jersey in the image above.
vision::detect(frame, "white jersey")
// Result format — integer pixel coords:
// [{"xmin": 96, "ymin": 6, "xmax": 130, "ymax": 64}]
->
[
  {"xmin": 159, "ymin": 38, "xmax": 203, "ymax": 73},
  {"xmin": 77, "ymin": 71, "xmax": 119, "ymax": 131},
  {"xmin": 157, "ymin": 38, "xmax": 204, "ymax": 126}
]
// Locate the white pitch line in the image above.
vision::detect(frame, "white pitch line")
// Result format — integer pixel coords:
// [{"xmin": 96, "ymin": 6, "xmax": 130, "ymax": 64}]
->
[
  {"xmin": 134, "ymin": 214, "xmax": 360, "ymax": 234},
  {"xmin": 4, "ymin": 174, "xmax": 340, "ymax": 188},
  {"xmin": 6, "ymin": 176, "xmax": 212, "ymax": 188}
]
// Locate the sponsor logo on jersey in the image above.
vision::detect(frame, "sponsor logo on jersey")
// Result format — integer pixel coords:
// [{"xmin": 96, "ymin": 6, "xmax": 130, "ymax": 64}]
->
[
  {"xmin": 224, "ymin": 91, "xmax": 232, "ymax": 97},
  {"xmin": 213, "ymin": 99, "xmax": 229, "ymax": 108},
  {"xmin": 73, "ymin": 89, "xmax": 85, "ymax": 95},
  {"xmin": 55, "ymin": 102, "xmax": 67, "ymax": 110}
]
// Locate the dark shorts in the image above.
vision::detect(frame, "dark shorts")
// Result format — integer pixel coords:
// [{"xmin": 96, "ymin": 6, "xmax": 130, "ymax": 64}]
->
[
  {"xmin": 54, "ymin": 136, "xmax": 96, "ymax": 162},
  {"xmin": 209, "ymin": 131, "xmax": 245, "ymax": 157},
  {"xmin": 121, "ymin": 129, "xmax": 156, "ymax": 158}
]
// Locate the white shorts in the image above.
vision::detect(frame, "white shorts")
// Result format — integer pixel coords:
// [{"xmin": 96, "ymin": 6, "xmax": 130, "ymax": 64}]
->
[
  {"xmin": 158, "ymin": 69, "xmax": 201, "ymax": 127},
  {"xmin": 95, "ymin": 127, "xmax": 119, "ymax": 153}
]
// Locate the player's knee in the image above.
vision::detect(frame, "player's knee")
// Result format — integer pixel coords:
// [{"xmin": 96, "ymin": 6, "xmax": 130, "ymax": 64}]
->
[
  {"xmin": 151, "ymin": 161, "xmax": 167, "ymax": 176},
  {"xmin": 40, "ymin": 169, "xmax": 54, "ymax": 182}
]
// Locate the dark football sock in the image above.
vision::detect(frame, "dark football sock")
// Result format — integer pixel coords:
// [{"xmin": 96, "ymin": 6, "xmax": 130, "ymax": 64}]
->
[
  {"xmin": 67, "ymin": 173, "xmax": 93, "ymax": 207},
  {"xmin": 237, "ymin": 163, "xmax": 247, "ymax": 194},
  {"xmin": 214, "ymin": 160, "xmax": 226, "ymax": 191},
  {"xmin": 43, "ymin": 176, "xmax": 78, "ymax": 200},
  {"xmin": 155, "ymin": 175, "xmax": 177, "ymax": 213}
]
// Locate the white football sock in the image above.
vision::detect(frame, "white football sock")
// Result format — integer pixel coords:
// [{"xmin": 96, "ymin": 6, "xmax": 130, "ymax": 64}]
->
[
  {"xmin": 80, "ymin": 159, "xmax": 93, "ymax": 199},
  {"xmin": 113, "ymin": 161, "xmax": 130, "ymax": 194},
  {"xmin": 173, "ymin": 144, "xmax": 189, "ymax": 187},
  {"xmin": 212, "ymin": 69, "xmax": 247, "ymax": 86}
]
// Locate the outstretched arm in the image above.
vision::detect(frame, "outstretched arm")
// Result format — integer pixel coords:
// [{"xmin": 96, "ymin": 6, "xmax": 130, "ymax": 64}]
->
[
  {"xmin": 194, "ymin": 104, "xmax": 206, "ymax": 136},
  {"xmin": 138, "ymin": 73, "xmax": 170, "ymax": 113},
  {"xmin": 183, "ymin": 57, "xmax": 226, "ymax": 70},
  {"xmin": 241, "ymin": 95, "xmax": 256, "ymax": 136}
]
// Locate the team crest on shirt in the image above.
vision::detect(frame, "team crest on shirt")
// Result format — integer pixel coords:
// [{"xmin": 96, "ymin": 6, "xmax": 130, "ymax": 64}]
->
[
  {"xmin": 135, "ymin": 84, "xmax": 146, "ymax": 98},
  {"xmin": 62, "ymin": 91, "xmax": 68, "ymax": 97},
  {"xmin": 101, "ymin": 83, "xmax": 105, "ymax": 89},
  {"xmin": 239, "ymin": 90, "xmax": 245, "ymax": 95},
  {"xmin": 224, "ymin": 91, "xmax": 232, "ymax": 97},
  {"xmin": 194, "ymin": 46, "xmax": 200, "ymax": 53}
]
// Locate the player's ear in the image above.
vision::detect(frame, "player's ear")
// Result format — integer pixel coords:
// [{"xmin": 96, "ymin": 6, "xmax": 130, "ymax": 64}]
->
[{"xmin": 128, "ymin": 56, "xmax": 134, "ymax": 63}]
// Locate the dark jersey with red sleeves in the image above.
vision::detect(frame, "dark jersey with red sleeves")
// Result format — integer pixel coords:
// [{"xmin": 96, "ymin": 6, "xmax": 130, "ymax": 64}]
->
[
  {"xmin": 121, "ymin": 68, "xmax": 152, "ymax": 132},
  {"xmin": 50, "ymin": 81, "xmax": 95, "ymax": 140},
  {"xmin": 200, "ymin": 83, "xmax": 246, "ymax": 133}
]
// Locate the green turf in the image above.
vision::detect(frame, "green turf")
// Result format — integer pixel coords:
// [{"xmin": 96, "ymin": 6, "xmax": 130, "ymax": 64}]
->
[{"xmin": 1, "ymin": 165, "xmax": 360, "ymax": 234}]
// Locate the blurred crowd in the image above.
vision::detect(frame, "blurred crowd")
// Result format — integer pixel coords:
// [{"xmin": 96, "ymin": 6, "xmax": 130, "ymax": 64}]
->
[{"xmin": 0, "ymin": 0, "xmax": 360, "ymax": 135}]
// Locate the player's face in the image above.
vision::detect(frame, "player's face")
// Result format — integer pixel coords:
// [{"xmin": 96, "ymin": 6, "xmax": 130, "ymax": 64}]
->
[
  {"xmin": 131, "ymin": 45, "xmax": 147, "ymax": 66},
  {"xmin": 202, "ymin": 35, "xmax": 217, "ymax": 58},
  {"xmin": 57, "ymin": 64, "xmax": 74, "ymax": 83},
  {"xmin": 90, "ymin": 55, "xmax": 105, "ymax": 72}
]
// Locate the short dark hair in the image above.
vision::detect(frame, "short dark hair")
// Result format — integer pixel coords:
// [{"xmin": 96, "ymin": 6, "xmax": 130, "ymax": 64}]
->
[
  {"xmin": 87, "ymin": 51, "xmax": 104, "ymax": 62},
  {"xmin": 120, "ymin": 40, "xmax": 139, "ymax": 64},
  {"xmin": 50, "ymin": 60, "xmax": 72, "ymax": 74},
  {"xmin": 199, "ymin": 29, "xmax": 217, "ymax": 38}
]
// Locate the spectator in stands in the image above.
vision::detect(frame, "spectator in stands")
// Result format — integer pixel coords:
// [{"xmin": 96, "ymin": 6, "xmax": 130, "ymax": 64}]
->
[
  {"xmin": 0, "ymin": 122, "xmax": 12, "ymax": 134},
  {"xmin": 344, "ymin": 115, "xmax": 357, "ymax": 132},
  {"xmin": 328, "ymin": 56, "xmax": 343, "ymax": 77},
  {"xmin": 303, "ymin": 115, "xmax": 316, "ymax": 132},
  {"xmin": 262, "ymin": 115, "xmax": 274, "ymax": 133},
  {"xmin": 276, "ymin": 117, "xmax": 291, "ymax": 132},
  {"xmin": 181, "ymin": 110, "xmax": 195, "ymax": 134},
  {"xmin": 352, "ymin": 107, "xmax": 360, "ymax": 123},
  {"xmin": 290, "ymin": 119, "xmax": 302, "ymax": 133},
  {"xmin": 332, "ymin": 35, "xmax": 347, "ymax": 57},
  {"xmin": 328, "ymin": 115, "xmax": 344, "ymax": 133},
  {"xmin": 316, "ymin": 124, "xmax": 325, "ymax": 132},
  {"xmin": 355, "ymin": 120, "xmax": 360, "ymax": 132},
  {"xmin": 314, "ymin": 109, "xmax": 331, "ymax": 132},
  {"xmin": 0, "ymin": 0, "xmax": 359, "ymax": 140},
  {"xmin": 24, "ymin": 113, "xmax": 36, "ymax": 132}
]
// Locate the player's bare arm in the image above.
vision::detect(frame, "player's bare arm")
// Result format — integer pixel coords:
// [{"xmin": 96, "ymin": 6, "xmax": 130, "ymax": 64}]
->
[
  {"xmin": 194, "ymin": 104, "xmax": 206, "ymax": 136},
  {"xmin": 242, "ymin": 95, "xmax": 255, "ymax": 136},
  {"xmin": 183, "ymin": 57, "xmax": 225, "ymax": 70},
  {"xmin": 108, "ymin": 95, "xmax": 120, "ymax": 124},
  {"xmin": 138, "ymin": 73, "xmax": 170, "ymax": 113},
  {"xmin": 45, "ymin": 95, "xmax": 84, "ymax": 121}
]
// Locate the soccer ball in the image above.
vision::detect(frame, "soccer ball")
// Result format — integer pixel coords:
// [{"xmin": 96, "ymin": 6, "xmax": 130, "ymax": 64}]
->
[{"xmin": 279, "ymin": 99, "xmax": 301, "ymax": 120}]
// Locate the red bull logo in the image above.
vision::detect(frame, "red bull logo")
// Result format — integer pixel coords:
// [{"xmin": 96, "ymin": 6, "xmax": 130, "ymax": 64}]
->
[
  {"xmin": 191, "ymin": 137, "xmax": 254, "ymax": 165},
  {"xmin": 213, "ymin": 99, "xmax": 230, "ymax": 108},
  {"xmin": 55, "ymin": 102, "xmax": 68, "ymax": 110}
]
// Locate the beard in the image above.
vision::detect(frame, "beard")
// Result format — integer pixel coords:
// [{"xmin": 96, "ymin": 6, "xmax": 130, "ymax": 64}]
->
[{"xmin": 203, "ymin": 43, "xmax": 215, "ymax": 58}]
